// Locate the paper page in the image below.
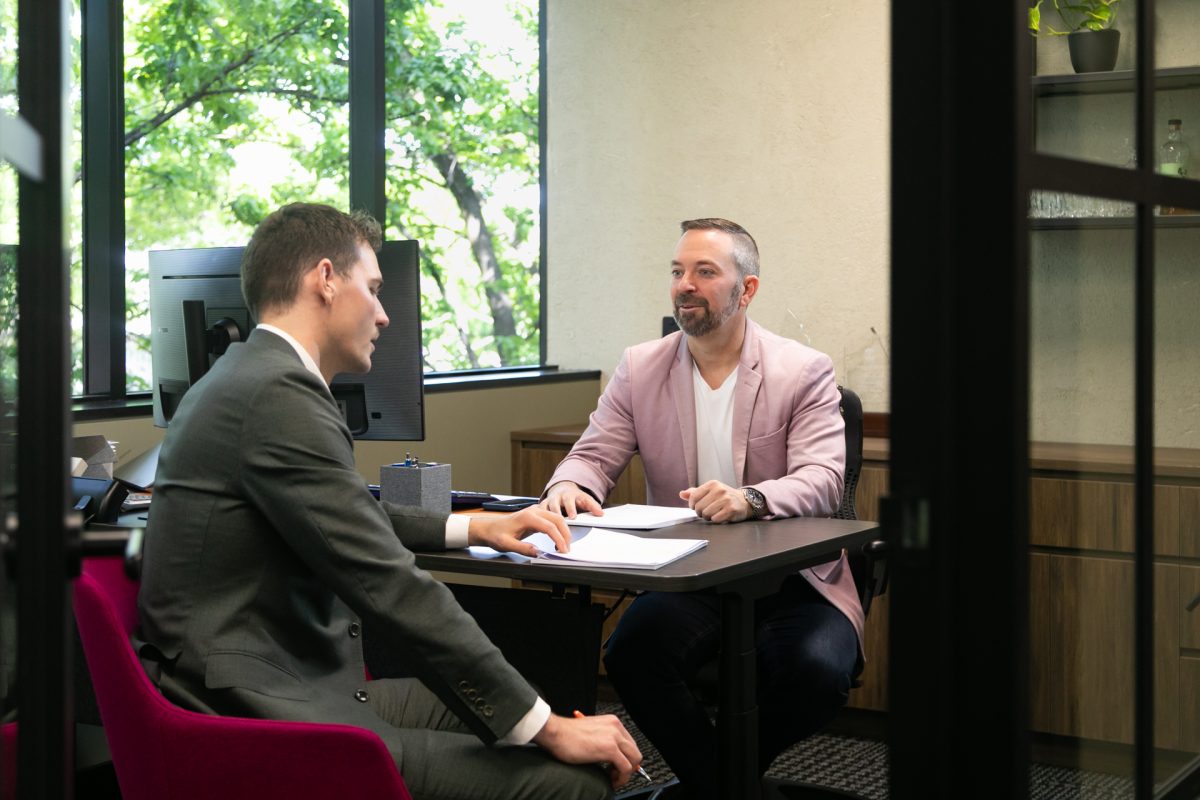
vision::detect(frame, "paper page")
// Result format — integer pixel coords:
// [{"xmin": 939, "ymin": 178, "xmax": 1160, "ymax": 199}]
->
[
  {"xmin": 466, "ymin": 527, "xmax": 708, "ymax": 569},
  {"xmin": 569, "ymin": 504, "xmax": 699, "ymax": 530}
]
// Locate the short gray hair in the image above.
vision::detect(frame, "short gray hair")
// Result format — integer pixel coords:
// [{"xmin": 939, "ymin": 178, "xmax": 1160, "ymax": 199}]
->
[{"xmin": 679, "ymin": 218, "xmax": 759, "ymax": 279}]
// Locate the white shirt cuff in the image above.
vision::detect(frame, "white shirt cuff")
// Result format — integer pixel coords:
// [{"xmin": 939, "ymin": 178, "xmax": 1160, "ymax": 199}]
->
[
  {"xmin": 498, "ymin": 697, "xmax": 552, "ymax": 745},
  {"xmin": 445, "ymin": 514, "xmax": 471, "ymax": 549}
]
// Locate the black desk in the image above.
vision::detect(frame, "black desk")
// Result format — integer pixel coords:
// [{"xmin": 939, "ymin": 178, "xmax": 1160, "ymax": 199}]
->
[{"xmin": 416, "ymin": 516, "xmax": 880, "ymax": 799}]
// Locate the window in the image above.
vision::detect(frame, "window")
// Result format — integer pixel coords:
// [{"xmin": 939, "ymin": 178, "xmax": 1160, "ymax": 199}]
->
[
  {"xmin": 75, "ymin": 0, "xmax": 543, "ymax": 401},
  {"xmin": 385, "ymin": 0, "xmax": 541, "ymax": 370}
]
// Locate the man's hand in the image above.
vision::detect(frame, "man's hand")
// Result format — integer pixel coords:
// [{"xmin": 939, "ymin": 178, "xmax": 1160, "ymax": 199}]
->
[
  {"xmin": 539, "ymin": 480, "xmax": 603, "ymax": 520},
  {"xmin": 467, "ymin": 506, "xmax": 571, "ymax": 555},
  {"xmin": 532, "ymin": 713, "xmax": 643, "ymax": 789},
  {"xmin": 680, "ymin": 480, "xmax": 751, "ymax": 523}
]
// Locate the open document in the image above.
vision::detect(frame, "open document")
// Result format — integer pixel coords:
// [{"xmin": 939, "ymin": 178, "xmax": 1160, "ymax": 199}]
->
[
  {"xmin": 469, "ymin": 527, "xmax": 708, "ymax": 570},
  {"xmin": 568, "ymin": 504, "xmax": 699, "ymax": 530}
]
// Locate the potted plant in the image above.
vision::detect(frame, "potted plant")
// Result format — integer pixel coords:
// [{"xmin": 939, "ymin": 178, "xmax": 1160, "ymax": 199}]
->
[{"xmin": 1029, "ymin": 0, "xmax": 1123, "ymax": 74}]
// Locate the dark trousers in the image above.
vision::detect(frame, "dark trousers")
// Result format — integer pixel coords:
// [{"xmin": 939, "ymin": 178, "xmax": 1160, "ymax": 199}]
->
[{"xmin": 603, "ymin": 575, "xmax": 858, "ymax": 799}]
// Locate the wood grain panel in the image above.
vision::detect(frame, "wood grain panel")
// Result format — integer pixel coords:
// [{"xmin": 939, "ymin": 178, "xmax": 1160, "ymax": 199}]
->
[
  {"xmin": 511, "ymin": 440, "xmax": 573, "ymax": 496},
  {"xmin": 1156, "ymin": 484, "xmax": 1180, "ymax": 557},
  {"xmin": 1181, "ymin": 486, "xmax": 1200, "ymax": 559},
  {"xmin": 1029, "ymin": 553, "xmax": 1054, "ymax": 734},
  {"xmin": 1029, "ymin": 478, "xmax": 1134, "ymax": 551},
  {"xmin": 1029, "ymin": 555, "xmax": 1183, "ymax": 746},
  {"xmin": 1029, "ymin": 553, "xmax": 1135, "ymax": 743},
  {"xmin": 510, "ymin": 434, "xmax": 646, "ymax": 504},
  {"xmin": 855, "ymin": 464, "xmax": 887, "ymax": 523},
  {"xmin": 1182, "ymin": 565, "xmax": 1200, "ymax": 651},
  {"xmin": 1181, "ymin": 657, "xmax": 1200, "ymax": 754},
  {"xmin": 1156, "ymin": 564, "xmax": 1181, "ymax": 750}
]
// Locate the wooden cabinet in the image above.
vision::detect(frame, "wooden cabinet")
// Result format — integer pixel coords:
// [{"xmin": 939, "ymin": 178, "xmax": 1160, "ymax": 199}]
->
[{"xmin": 511, "ymin": 423, "xmax": 645, "ymax": 506}]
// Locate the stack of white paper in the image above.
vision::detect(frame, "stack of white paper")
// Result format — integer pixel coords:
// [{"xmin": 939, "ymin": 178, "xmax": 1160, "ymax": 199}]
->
[
  {"xmin": 524, "ymin": 527, "xmax": 707, "ymax": 569},
  {"xmin": 568, "ymin": 504, "xmax": 699, "ymax": 530}
]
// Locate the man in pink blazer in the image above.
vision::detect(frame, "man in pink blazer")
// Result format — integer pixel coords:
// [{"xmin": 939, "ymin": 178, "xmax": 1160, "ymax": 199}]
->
[{"xmin": 542, "ymin": 218, "xmax": 864, "ymax": 799}]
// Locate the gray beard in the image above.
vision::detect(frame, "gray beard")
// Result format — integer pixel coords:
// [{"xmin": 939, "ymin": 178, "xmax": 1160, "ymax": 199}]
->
[{"xmin": 673, "ymin": 286, "xmax": 741, "ymax": 337}]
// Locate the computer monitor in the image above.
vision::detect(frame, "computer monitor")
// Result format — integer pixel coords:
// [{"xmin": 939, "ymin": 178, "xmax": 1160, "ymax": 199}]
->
[{"xmin": 148, "ymin": 241, "xmax": 424, "ymax": 440}]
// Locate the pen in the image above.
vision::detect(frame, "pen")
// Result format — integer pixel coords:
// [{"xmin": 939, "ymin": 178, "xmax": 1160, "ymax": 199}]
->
[{"xmin": 572, "ymin": 710, "xmax": 652, "ymax": 782}]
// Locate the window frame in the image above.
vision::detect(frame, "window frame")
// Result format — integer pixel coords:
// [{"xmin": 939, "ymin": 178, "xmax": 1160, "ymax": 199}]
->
[{"xmin": 75, "ymin": 0, "xmax": 548, "ymax": 409}]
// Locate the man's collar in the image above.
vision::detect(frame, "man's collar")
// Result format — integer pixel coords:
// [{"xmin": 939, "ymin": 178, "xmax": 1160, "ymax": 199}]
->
[{"xmin": 255, "ymin": 323, "xmax": 324, "ymax": 383}]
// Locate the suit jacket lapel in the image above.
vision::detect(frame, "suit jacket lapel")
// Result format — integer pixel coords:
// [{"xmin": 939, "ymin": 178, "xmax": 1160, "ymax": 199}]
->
[
  {"xmin": 669, "ymin": 335, "xmax": 699, "ymax": 487},
  {"xmin": 732, "ymin": 320, "xmax": 763, "ymax": 486}
]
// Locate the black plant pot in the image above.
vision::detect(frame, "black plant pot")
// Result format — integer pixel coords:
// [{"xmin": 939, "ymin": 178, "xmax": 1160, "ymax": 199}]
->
[{"xmin": 1068, "ymin": 29, "xmax": 1120, "ymax": 73}]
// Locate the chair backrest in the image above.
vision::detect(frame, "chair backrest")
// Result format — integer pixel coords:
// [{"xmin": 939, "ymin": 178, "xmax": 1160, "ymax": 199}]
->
[
  {"xmin": 832, "ymin": 386, "xmax": 890, "ymax": 623},
  {"xmin": 74, "ymin": 556, "xmax": 412, "ymax": 800},
  {"xmin": 832, "ymin": 385, "xmax": 864, "ymax": 522}
]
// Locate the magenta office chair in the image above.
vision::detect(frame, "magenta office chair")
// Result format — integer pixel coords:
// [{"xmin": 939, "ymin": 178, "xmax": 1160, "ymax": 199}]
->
[{"xmin": 73, "ymin": 556, "xmax": 413, "ymax": 800}]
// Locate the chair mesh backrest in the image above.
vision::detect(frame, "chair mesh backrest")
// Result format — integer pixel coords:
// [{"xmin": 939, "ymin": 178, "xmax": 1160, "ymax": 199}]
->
[{"xmin": 832, "ymin": 385, "xmax": 864, "ymax": 521}]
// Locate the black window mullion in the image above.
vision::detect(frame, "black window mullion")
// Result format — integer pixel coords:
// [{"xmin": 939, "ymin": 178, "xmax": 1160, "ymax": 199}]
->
[
  {"xmin": 1133, "ymin": 0, "xmax": 1155, "ymax": 796},
  {"xmin": 349, "ymin": 0, "xmax": 385, "ymax": 226},
  {"xmin": 16, "ymin": 0, "xmax": 76, "ymax": 795},
  {"xmin": 537, "ymin": 0, "xmax": 547, "ymax": 367},
  {"xmin": 81, "ymin": 0, "xmax": 126, "ymax": 398}
]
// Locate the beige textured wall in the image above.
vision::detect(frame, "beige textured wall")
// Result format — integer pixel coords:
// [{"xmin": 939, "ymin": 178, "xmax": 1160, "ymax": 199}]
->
[
  {"xmin": 74, "ymin": 378, "xmax": 602, "ymax": 492},
  {"xmin": 546, "ymin": 0, "xmax": 891, "ymax": 411}
]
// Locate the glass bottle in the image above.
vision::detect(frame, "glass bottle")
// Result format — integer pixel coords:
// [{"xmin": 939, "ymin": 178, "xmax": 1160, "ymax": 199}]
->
[
  {"xmin": 1160, "ymin": 119, "xmax": 1191, "ymax": 214},
  {"xmin": 1160, "ymin": 119, "xmax": 1190, "ymax": 177}
]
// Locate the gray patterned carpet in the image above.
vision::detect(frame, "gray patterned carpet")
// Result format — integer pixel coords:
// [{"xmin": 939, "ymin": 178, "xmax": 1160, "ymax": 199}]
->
[{"xmin": 600, "ymin": 702, "xmax": 1139, "ymax": 800}]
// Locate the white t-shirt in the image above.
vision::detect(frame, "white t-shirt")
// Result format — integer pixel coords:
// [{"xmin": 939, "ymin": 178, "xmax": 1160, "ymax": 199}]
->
[{"xmin": 693, "ymin": 363, "xmax": 738, "ymax": 487}]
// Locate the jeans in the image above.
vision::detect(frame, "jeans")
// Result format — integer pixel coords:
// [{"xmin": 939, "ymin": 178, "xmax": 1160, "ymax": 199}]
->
[{"xmin": 603, "ymin": 575, "xmax": 858, "ymax": 799}]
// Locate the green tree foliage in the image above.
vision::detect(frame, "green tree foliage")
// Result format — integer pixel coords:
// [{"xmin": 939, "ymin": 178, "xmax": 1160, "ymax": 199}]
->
[{"xmin": 119, "ymin": 0, "xmax": 539, "ymax": 380}]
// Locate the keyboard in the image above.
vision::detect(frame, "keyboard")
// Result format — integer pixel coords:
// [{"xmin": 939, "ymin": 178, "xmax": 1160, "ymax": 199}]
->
[{"xmin": 450, "ymin": 490, "xmax": 498, "ymax": 509}]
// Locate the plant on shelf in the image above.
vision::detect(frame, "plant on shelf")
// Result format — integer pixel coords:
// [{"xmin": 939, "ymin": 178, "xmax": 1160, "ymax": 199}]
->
[
  {"xmin": 1029, "ymin": 0, "xmax": 1123, "ymax": 74},
  {"xmin": 1028, "ymin": 0, "xmax": 1121, "ymax": 35}
]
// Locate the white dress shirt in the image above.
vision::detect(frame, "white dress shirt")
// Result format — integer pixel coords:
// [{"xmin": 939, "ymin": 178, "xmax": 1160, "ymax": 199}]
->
[{"xmin": 693, "ymin": 363, "xmax": 738, "ymax": 487}]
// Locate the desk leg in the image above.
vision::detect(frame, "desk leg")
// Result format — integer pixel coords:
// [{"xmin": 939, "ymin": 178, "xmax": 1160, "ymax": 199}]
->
[{"xmin": 718, "ymin": 590, "xmax": 758, "ymax": 799}]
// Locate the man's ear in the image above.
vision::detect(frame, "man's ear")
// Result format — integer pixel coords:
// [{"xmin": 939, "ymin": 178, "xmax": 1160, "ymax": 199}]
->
[
  {"xmin": 313, "ymin": 258, "xmax": 337, "ymax": 305},
  {"xmin": 741, "ymin": 275, "xmax": 759, "ymax": 308}
]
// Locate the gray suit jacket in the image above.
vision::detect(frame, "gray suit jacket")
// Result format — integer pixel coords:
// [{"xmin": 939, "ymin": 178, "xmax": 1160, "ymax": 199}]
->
[{"xmin": 138, "ymin": 329, "xmax": 536, "ymax": 749}]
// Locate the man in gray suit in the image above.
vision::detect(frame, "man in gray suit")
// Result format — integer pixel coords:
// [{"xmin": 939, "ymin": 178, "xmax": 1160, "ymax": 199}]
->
[{"xmin": 138, "ymin": 203, "xmax": 641, "ymax": 800}]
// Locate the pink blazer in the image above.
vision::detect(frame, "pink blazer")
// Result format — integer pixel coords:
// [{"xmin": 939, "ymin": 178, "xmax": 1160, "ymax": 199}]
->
[{"xmin": 547, "ymin": 319, "xmax": 865, "ymax": 651}]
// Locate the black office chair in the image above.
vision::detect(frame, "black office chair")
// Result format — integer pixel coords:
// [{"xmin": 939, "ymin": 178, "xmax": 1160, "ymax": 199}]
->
[
  {"xmin": 834, "ymin": 386, "xmax": 889, "ymax": 625},
  {"xmin": 758, "ymin": 387, "xmax": 889, "ymax": 800}
]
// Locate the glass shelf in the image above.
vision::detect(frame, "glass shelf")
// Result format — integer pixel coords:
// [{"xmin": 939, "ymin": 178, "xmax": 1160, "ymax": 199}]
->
[
  {"xmin": 1030, "ymin": 214, "xmax": 1200, "ymax": 229},
  {"xmin": 1033, "ymin": 65, "xmax": 1200, "ymax": 97}
]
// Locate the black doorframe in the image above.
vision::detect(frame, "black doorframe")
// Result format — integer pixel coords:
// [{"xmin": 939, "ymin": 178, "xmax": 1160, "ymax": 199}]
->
[
  {"xmin": 887, "ymin": 2, "xmax": 1029, "ymax": 797},
  {"xmin": 888, "ymin": 1, "xmax": 1200, "ymax": 798},
  {"xmin": 14, "ymin": 0, "xmax": 77, "ymax": 797}
]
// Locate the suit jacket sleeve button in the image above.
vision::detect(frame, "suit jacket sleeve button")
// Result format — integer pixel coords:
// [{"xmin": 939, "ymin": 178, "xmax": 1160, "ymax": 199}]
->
[
  {"xmin": 348, "ymin": 622, "xmax": 361, "ymax": 638},
  {"xmin": 458, "ymin": 680, "xmax": 470, "ymax": 691},
  {"xmin": 483, "ymin": 705, "xmax": 494, "ymax": 718},
  {"xmin": 354, "ymin": 689, "xmax": 369, "ymax": 703}
]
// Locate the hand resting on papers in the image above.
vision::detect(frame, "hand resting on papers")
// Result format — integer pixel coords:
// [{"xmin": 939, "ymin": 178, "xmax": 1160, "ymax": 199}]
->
[
  {"xmin": 466, "ymin": 506, "xmax": 571, "ymax": 556},
  {"xmin": 540, "ymin": 480, "xmax": 603, "ymax": 519}
]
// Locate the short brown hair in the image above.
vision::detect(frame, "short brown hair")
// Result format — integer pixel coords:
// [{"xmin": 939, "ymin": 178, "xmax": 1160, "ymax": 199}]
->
[
  {"xmin": 241, "ymin": 203, "xmax": 383, "ymax": 318},
  {"xmin": 679, "ymin": 218, "xmax": 760, "ymax": 279}
]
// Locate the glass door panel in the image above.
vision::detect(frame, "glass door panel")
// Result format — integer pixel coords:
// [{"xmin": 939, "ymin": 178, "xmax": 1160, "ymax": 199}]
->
[
  {"xmin": 1, "ymin": 0, "xmax": 19, "ymax": 786},
  {"xmin": 1032, "ymin": 9, "xmax": 1138, "ymax": 168},
  {"xmin": 1154, "ymin": 2, "xmax": 1200, "ymax": 186},
  {"xmin": 1029, "ymin": 198, "xmax": 1137, "ymax": 796},
  {"xmin": 1152, "ymin": 205, "xmax": 1200, "ymax": 792}
]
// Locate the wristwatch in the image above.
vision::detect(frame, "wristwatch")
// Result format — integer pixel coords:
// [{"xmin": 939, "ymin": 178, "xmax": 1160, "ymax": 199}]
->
[{"xmin": 741, "ymin": 487, "xmax": 767, "ymax": 519}]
